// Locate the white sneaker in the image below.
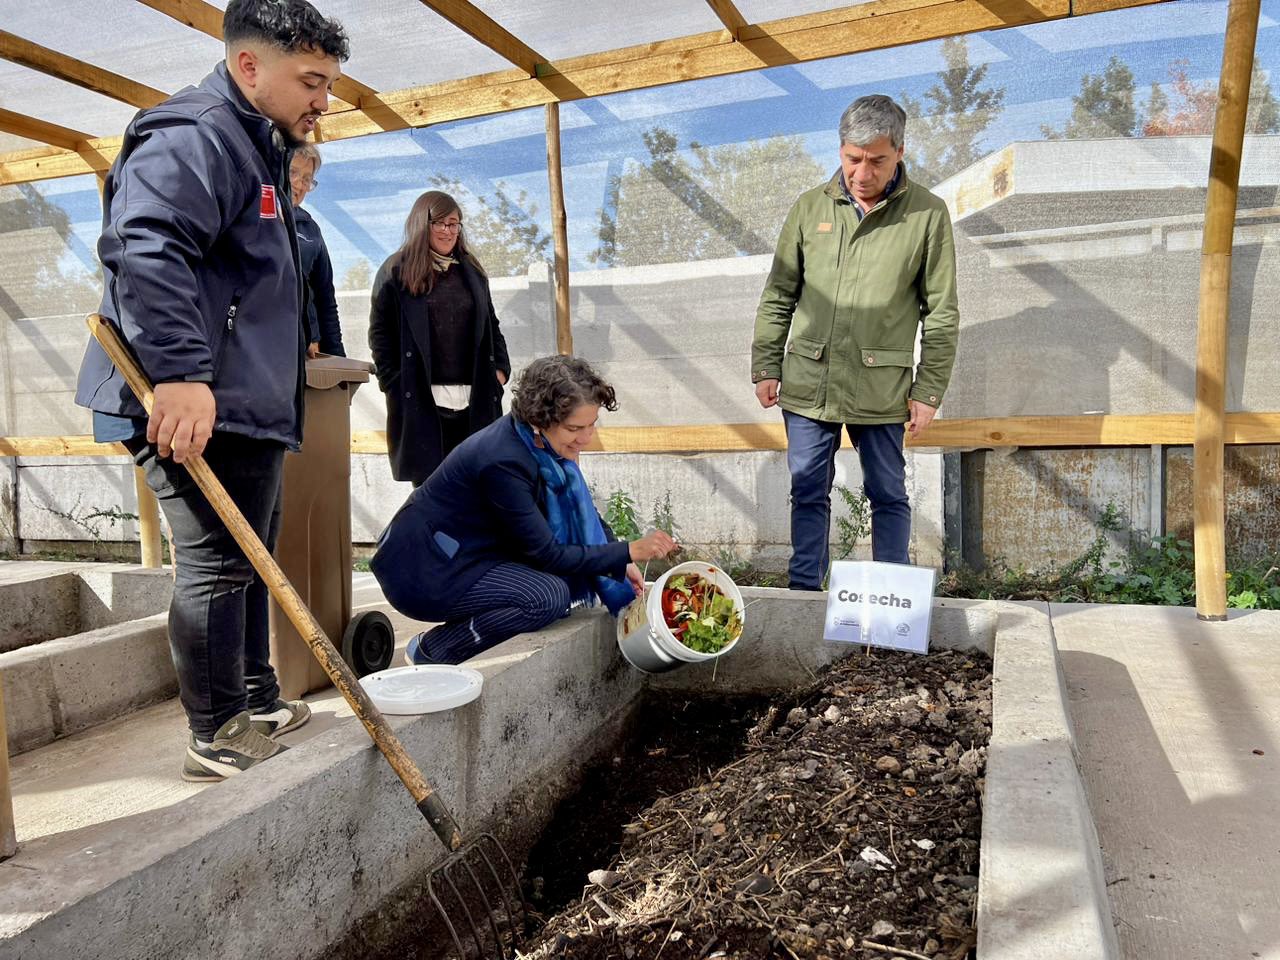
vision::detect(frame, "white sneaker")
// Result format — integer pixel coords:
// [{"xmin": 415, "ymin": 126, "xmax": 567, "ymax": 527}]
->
[{"xmin": 249, "ymin": 699, "xmax": 311, "ymax": 738}]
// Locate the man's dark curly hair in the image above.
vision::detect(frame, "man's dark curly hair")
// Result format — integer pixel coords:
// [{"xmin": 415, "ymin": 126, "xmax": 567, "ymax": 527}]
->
[
  {"xmin": 511, "ymin": 356, "xmax": 618, "ymax": 430},
  {"xmin": 224, "ymin": 0, "xmax": 350, "ymax": 61}
]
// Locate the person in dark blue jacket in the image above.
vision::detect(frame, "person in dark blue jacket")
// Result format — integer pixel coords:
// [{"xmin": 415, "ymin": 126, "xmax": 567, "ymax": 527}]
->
[
  {"xmin": 73, "ymin": 0, "xmax": 349, "ymax": 782},
  {"xmin": 289, "ymin": 143, "xmax": 345, "ymax": 357},
  {"xmin": 371, "ymin": 355, "xmax": 679, "ymax": 665}
]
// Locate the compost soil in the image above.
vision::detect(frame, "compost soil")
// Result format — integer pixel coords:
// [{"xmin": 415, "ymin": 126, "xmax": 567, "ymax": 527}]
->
[{"xmin": 521, "ymin": 648, "xmax": 992, "ymax": 960}]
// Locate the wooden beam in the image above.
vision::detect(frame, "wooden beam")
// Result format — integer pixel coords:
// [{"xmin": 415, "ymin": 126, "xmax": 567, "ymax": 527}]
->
[
  {"xmin": 415, "ymin": 0, "xmax": 546, "ymax": 75},
  {"xmin": 705, "ymin": 0, "xmax": 750, "ymax": 39},
  {"xmin": 545, "ymin": 103, "xmax": 573, "ymax": 355},
  {"xmin": 8, "ymin": 412, "xmax": 1280, "ymax": 461},
  {"xmin": 347, "ymin": 413, "xmax": 1280, "ymax": 456},
  {"xmin": 133, "ymin": 0, "xmax": 378, "ymax": 114},
  {"xmin": 1193, "ymin": 0, "xmax": 1260, "ymax": 621},
  {"xmin": 135, "ymin": 468, "xmax": 164, "ymax": 568},
  {"xmin": 0, "ymin": 437, "xmax": 126, "ymax": 457},
  {"xmin": 0, "ymin": 107, "xmax": 93, "ymax": 151},
  {"xmin": 0, "ymin": 0, "xmax": 1175, "ymax": 185},
  {"xmin": 0, "ymin": 28, "xmax": 167, "ymax": 109},
  {"xmin": 0, "ymin": 140, "xmax": 116, "ymax": 182},
  {"xmin": 914, "ymin": 413, "xmax": 1280, "ymax": 448}
]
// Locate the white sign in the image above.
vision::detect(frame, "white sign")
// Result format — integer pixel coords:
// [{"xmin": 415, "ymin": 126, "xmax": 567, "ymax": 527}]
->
[{"xmin": 823, "ymin": 560, "xmax": 936, "ymax": 654}]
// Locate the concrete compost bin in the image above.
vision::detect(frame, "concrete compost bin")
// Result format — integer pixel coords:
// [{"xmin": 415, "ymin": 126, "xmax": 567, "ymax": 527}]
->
[
  {"xmin": 0, "ymin": 590, "xmax": 1125, "ymax": 960},
  {"xmin": 269, "ymin": 355, "xmax": 393, "ymax": 697}
]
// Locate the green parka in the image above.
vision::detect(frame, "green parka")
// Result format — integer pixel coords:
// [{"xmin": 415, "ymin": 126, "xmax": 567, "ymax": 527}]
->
[{"xmin": 752, "ymin": 165, "xmax": 959, "ymax": 424}]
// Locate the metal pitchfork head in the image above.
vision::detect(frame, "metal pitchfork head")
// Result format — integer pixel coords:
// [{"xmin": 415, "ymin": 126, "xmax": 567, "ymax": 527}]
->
[{"xmin": 426, "ymin": 832, "xmax": 529, "ymax": 960}]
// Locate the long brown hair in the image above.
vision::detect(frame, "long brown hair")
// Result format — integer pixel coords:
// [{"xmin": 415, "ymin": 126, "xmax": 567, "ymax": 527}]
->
[{"xmin": 392, "ymin": 190, "xmax": 485, "ymax": 296}]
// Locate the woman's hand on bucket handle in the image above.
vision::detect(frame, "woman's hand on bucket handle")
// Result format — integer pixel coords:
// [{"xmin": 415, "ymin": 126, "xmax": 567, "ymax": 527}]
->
[
  {"xmin": 625, "ymin": 563, "xmax": 645, "ymax": 597},
  {"xmin": 629, "ymin": 529, "xmax": 678, "ymax": 562}
]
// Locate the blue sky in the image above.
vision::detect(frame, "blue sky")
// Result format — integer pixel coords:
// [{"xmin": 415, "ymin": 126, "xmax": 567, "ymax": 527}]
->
[{"xmin": 34, "ymin": 0, "xmax": 1280, "ymax": 282}]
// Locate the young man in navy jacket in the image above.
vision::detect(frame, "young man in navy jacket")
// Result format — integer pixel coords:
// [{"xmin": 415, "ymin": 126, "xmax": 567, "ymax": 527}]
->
[{"xmin": 75, "ymin": 0, "xmax": 349, "ymax": 781}]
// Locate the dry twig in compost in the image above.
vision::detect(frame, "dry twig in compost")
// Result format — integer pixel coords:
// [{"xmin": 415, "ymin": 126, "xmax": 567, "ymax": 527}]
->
[{"xmin": 860, "ymin": 940, "xmax": 934, "ymax": 960}]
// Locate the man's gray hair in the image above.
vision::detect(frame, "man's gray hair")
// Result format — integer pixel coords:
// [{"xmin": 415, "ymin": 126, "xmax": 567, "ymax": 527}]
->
[
  {"xmin": 293, "ymin": 142, "xmax": 322, "ymax": 172},
  {"xmin": 838, "ymin": 95, "xmax": 907, "ymax": 150}
]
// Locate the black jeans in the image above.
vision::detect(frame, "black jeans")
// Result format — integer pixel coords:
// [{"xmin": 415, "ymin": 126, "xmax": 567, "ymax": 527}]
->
[{"xmin": 128, "ymin": 431, "xmax": 285, "ymax": 740}]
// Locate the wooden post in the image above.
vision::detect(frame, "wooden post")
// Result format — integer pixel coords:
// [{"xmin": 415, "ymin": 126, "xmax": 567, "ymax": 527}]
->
[
  {"xmin": 544, "ymin": 102, "xmax": 573, "ymax": 356},
  {"xmin": 134, "ymin": 467, "xmax": 163, "ymax": 568},
  {"xmin": 1, "ymin": 679, "xmax": 16, "ymax": 860},
  {"xmin": 1193, "ymin": 0, "xmax": 1260, "ymax": 620},
  {"xmin": 96, "ymin": 168, "xmax": 162, "ymax": 569}
]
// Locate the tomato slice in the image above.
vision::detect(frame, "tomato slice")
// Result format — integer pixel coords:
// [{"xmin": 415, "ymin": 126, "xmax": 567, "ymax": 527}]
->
[{"xmin": 661, "ymin": 588, "xmax": 678, "ymax": 623}]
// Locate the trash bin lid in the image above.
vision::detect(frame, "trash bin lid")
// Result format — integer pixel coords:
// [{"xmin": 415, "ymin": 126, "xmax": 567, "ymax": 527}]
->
[
  {"xmin": 305, "ymin": 354, "xmax": 373, "ymax": 390},
  {"xmin": 359, "ymin": 664, "xmax": 483, "ymax": 714}
]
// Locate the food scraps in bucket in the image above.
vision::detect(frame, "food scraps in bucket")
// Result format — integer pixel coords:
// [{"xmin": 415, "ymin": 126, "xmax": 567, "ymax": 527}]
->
[{"xmin": 660, "ymin": 573, "xmax": 742, "ymax": 653}]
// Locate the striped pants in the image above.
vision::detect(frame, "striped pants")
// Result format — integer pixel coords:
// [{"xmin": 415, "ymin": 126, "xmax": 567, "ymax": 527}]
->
[{"xmin": 415, "ymin": 562, "xmax": 572, "ymax": 664}]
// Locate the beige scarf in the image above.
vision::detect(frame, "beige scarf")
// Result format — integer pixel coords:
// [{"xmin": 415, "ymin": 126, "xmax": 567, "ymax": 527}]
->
[{"xmin": 430, "ymin": 250, "xmax": 458, "ymax": 272}]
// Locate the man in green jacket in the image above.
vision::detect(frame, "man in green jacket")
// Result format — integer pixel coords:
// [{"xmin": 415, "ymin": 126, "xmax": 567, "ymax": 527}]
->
[{"xmin": 752, "ymin": 94, "xmax": 958, "ymax": 587}]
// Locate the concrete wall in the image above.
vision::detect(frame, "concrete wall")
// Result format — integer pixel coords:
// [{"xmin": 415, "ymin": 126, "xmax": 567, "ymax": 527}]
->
[
  {"xmin": 960, "ymin": 448, "xmax": 1152, "ymax": 571},
  {"xmin": 1166, "ymin": 444, "xmax": 1280, "ymax": 563},
  {"xmin": 0, "ymin": 608, "xmax": 648, "ymax": 960}
]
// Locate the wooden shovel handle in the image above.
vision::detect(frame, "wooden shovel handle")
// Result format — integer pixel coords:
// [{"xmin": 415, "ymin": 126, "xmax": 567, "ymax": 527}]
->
[{"xmin": 87, "ymin": 314, "xmax": 463, "ymax": 850}]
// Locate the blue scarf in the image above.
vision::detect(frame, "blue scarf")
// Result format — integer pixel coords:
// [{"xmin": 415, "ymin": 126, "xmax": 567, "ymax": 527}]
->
[{"xmin": 514, "ymin": 418, "xmax": 636, "ymax": 615}]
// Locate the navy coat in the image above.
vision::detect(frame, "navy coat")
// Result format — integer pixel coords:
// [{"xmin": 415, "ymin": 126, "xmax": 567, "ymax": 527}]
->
[
  {"xmin": 368, "ymin": 256, "xmax": 511, "ymax": 485},
  {"xmin": 75, "ymin": 63, "xmax": 304, "ymax": 447},
  {"xmin": 295, "ymin": 206, "xmax": 344, "ymax": 355},
  {"xmin": 371, "ymin": 415, "xmax": 631, "ymax": 622}
]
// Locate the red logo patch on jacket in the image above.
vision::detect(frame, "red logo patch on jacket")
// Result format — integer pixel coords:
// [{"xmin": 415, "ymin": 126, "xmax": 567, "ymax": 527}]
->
[{"xmin": 260, "ymin": 184, "xmax": 278, "ymax": 219}]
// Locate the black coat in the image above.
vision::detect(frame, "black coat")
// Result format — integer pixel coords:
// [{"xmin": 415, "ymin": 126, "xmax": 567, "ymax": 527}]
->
[
  {"xmin": 368, "ymin": 255, "xmax": 511, "ymax": 485},
  {"xmin": 295, "ymin": 206, "xmax": 344, "ymax": 355},
  {"xmin": 370, "ymin": 415, "xmax": 631, "ymax": 622}
]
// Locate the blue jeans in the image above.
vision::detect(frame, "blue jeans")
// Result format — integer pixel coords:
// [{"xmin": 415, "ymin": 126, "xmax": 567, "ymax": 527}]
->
[
  {"xmin": 782, "ymin": 410, "xmax": 911, "ymax": 588},
  {"xmin": 128, "ymin": 432, "xmax": 284, "ymax": 740}
]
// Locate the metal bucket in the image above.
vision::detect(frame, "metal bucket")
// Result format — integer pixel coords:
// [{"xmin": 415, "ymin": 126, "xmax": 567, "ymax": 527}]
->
[{"xmin": 615, "ymin": 561, "xmax": 745, "ymax": 674}]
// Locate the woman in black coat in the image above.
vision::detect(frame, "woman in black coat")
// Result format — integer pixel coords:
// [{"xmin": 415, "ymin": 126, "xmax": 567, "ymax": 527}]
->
[{"xmin": 369, "ymin": 190, "xmax": 511, "ymax": 485}]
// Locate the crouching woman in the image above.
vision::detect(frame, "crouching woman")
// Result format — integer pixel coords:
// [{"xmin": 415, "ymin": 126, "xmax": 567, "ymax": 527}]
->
[{"xmin": 371, "ymin": 355, "xmax": 678, "ymax": 664}]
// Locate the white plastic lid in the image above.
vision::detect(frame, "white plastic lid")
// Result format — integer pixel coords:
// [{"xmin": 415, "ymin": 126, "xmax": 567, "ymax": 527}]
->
[{"xmin": 359, "ymin": 665, "xmax": 484, "ymax": 715}]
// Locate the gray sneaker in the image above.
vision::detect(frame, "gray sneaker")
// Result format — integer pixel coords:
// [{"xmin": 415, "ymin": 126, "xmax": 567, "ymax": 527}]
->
[
  {"xmin": 182, "ymin": 711, "xmax": 286, "ymax": 782},
  {"xmin": 249, "ymin": 699, "xmax": 312, "ymax": 738}
]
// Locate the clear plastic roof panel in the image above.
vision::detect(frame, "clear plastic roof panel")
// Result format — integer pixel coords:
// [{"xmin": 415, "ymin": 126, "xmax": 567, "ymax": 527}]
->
[
  {"xmin": 0, "ymin": 0, "xmax": 226, "ymax": 100},
  {"xmin": 0, "ymin": 61, "xmax": 140, "ymax": 141},
  {"xmin": 0, "ymin": 132, "xmax": 43, "ymax": 153},
  {"xmin": 732, "ymin": 0, "xmax": 870, "ymax": 23},
  {"xmin": 202, "ymin": 0, "xmax": 516, "ymax": 90},
  {"xmin": 467, "ymin": 0, "xmax": 726, "ymax": 63}
]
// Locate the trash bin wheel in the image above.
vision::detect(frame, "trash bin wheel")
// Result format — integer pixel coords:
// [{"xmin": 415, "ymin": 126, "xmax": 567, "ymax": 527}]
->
[{"xmin": 341, "ymin": 610, "xmax": 395, "ymax": 677}]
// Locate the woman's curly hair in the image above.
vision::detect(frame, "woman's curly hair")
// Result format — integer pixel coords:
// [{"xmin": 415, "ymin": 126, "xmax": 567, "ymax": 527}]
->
[{"xmin": 511, "ymin": 355, "xmax": 617, "ymax": 430}]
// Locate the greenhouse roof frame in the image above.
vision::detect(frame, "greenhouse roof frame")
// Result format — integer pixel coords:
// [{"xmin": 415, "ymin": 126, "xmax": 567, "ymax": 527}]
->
[{"xmin": 0, "ymin": 0, "xmax": 1171, "ymax": 186}]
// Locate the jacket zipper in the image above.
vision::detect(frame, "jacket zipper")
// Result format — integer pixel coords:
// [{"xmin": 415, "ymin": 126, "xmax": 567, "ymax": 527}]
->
[{"xmin": 214, "ymin": 294, "xmax": 240, "ymax": 376}]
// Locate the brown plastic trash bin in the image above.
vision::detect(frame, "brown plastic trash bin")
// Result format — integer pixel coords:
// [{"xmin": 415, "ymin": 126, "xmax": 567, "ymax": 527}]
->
[{"xmin": 269, "ymin": 354, "xmax": 394, "ymax": 699}]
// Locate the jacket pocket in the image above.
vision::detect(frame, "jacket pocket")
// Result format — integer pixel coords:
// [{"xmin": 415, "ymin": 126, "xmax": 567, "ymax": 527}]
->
[
  {"xmin": 780, "ymin": 335, "xmax": 828, "ymax": 403},
  {"xmin": 856, "ymin": 346, "xmax": 913, "ymax": 417}
]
